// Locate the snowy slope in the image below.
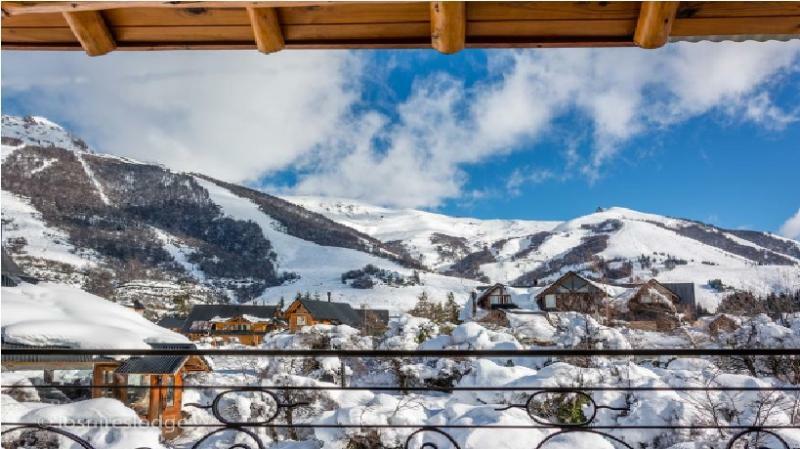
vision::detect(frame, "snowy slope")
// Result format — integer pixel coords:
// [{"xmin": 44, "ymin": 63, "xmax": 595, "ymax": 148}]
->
[
  {"xmin": 196, "ymin": 179, "xmax": 479, "ymax": 312},
  {"xmin": 285, "ymin": 195, "xmax": 559, "ymax": 270}
]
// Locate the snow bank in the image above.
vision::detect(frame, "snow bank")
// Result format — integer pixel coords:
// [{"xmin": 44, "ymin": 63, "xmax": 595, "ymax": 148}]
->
[{"xmin": 1, "ymin": 282, "xmax": 187, "ymax": 348}]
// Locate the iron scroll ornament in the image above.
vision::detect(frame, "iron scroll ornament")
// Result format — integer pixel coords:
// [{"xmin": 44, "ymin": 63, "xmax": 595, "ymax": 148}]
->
[
  {"xmin": 185, "ymin": 387, "xmax": 309, "ymax": 426},
  {"xmin": 495, "ymin": 389, "xmax": 629, "ymax": 427}
]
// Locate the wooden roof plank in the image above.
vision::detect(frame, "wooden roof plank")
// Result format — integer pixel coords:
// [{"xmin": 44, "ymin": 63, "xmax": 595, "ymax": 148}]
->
[
  {"xmin": 430, "ymin": 1, "xmax": 465, "ymax": 54},
  {"xmin": 634, "ymin": 1, "xmax": 679, "ymax": 49},
  {"xmin": 62, "ymin": 10, "xmax": 117, "ymax": 55},
  {"xmin": 247, "ymin": 7, "xmax": 284, "ymax": 53}
]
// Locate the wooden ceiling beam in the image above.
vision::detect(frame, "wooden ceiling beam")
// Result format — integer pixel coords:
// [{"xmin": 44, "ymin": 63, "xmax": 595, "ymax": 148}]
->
[
  {"xmin": 247, "ymin": 7, "xmax": 284, "ymax": 53},
  {"xmin": 62, "ymin": 10, "xmax": 116, "ymax": 56},
  {"xmin": 634, "ymin": 1, "xmax": 680, "ymax": 49},
  {"xmin": 430, "ymin": 1, "xmax": 465, "ymax": 54}
]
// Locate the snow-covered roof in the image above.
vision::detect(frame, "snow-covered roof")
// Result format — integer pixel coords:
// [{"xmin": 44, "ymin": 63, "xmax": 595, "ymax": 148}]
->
[{"xmin": 1, "ymin": 282, "xmax": 188, "ymax": 349}]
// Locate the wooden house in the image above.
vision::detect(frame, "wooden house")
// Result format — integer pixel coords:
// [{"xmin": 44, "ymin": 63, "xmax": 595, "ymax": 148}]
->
[
  {"xmin": 464, "ymin": 283, "xmax": 518, "ymax": 323},
  {"xmin": 622, "ymin": 279, "xmax": 682, "ymax": 331},
  {"xmin": 91, "ymin": 343, "xmax": 210, "ymax": 423},
  {"xmin": 2, "ymin": 341, "xmax": 209, "ymax": 424},
  {"xmin": 535, "ymin": 272, "xmax": 607, "ymax": 314},
  {"xmin": 181, "ymin": 304, "xmax": 282, "ymax": 345},
  {"xmin": 285, "ymin": 298, "xmax": 362, "ymax": 332}
]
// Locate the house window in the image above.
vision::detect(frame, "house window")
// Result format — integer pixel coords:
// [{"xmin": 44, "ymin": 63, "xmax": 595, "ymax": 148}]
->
[
  {"xmin": 296, "ymin": 315, "xmax": 306, "ymax": 326},
  {"xmin": 545, "ymin": 294, "xmax": 556, "ymax": 309},
  {"xmin": 126, "ymin": 374, "xmax": 150, "ymax": 416},
  {"xmin": 164, "ymin": 377, "xmax": 175, "ymax": 407}
]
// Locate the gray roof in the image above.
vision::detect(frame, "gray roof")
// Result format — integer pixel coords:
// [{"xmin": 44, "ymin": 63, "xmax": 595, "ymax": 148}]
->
[
  {"xmin": 157, "ymin": 315, "xmax": 185, "ymax": 329},
  {"xmin": 182, "ymin": 304, "xmax": 278, "ymax": 332},
  {"xmin": 115, "ymin": 342, "xmax": 198, "ymax": 375},
  {"xmin": 1, "ymin": 342, "xmax": 93, "ymax": 364},
  {"xmin": 296, "ymin": 299, "xmax": 361, "ymax": 327},
  {"xmin": 662, "ymin": 283, "xmax": 696, "ymax": 310},
  {"xmin": 115, "ymin": 356, "xmax": 187, "ymax": 374},
  {"xmin": 2, "ymin": 249, "xmax": 37, "ymax": 287}
]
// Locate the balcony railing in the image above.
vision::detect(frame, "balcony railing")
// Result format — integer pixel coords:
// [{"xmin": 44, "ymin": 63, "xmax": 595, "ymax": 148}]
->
[{"xmin": 2, "ymin": 347, "xmax": 800, "ymax": 449}]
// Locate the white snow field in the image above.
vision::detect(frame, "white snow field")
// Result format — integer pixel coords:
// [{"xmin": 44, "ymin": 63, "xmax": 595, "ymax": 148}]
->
[{"xmin": 1, "ymin": 282, "xmax": 188, "ymax": 348}]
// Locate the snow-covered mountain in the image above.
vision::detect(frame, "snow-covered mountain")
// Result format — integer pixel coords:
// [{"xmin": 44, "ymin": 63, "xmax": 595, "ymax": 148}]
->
[
  {"xmin": 2, "ymin": 115, "xmax": 799, "ymax": 315},
  {"xmin": 287, "ymin": 197, "xmax": 800, "ymax": 311}
]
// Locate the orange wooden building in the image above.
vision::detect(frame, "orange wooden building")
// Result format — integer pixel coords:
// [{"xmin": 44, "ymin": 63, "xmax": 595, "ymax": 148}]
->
[
  {"xmin": 181, "ymin": 304, "xmax": 282, "ymax": 345},
  {"xmin": 91, "ymin": 343, "xmax": 210, "ymax": 423},
  {"xmin": 285, "ymin": 297, "xmax": 363, "ymax": 332}
]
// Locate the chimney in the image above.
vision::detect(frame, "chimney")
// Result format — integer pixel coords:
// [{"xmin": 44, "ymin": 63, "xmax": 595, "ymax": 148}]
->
[
  {"xmin": 327, "ymin": 291, "xmax": 332, "ymax": 303},
  {"xmin": 471, "ymin": 291, "xmax": 477, "ymax": 315}
]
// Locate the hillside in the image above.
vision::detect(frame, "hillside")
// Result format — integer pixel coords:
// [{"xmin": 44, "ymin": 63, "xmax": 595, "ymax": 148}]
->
[
  {"xmin": 2, "ymin": 114, "xmax": 798, "ymax": 315},
  {"xmin": 285, "ymin": 198, "xmax": 800, "ymax": 311}
]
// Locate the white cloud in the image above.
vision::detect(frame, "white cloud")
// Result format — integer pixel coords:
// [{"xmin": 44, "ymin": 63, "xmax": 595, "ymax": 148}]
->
[
  {"xmin": 779, "ymin": 209, "xmax": 800, "ymax": 240},
  {"xmin": 2, "ymin": 51, "xmax": 361, "ymax": 182},
  {"xmin": 3, "ymin": 41, "xmax": 799, "ymax": 208}
]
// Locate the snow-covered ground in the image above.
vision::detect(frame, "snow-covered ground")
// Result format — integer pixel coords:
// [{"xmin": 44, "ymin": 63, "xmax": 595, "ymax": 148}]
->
[{"xmin": 1, "ymin": 282, "xmax": 187, "ymax": 348}]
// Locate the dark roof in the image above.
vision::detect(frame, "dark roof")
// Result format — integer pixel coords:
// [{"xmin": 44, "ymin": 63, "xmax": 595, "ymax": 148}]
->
[
  {"xmin": 356, "ymin": 309, "xmax": 390, "ymax": 325},
  {"xmin": 115, "ymin": 356, "xmax": 187, "ymax": 374},
  {"xmin": 115, "ymin": 342, "xmax": 198, "ymax": 375},
  {"xmin": 182, "ymin": 304, "xmax": 278, "ymax": 332},
  {"xmin": 296, "ymin": 299, "xmax": 361, "ymax": 327},
  {"xmin": 157, "ymin": 315, "xmax": 185, "ymax": 329},
  {"xmin": 1, "ymin": 342, "xmax": 92, "ymax": 364},
  {"xmin": 1, "ymin": 249, "xmax": 38, "ymax": 287},
  {"xmin": 536, "ymin": 271, "xmax": 604, "ymax": 299},
  {"xmin": 662, "ymin": 283, "xmax": 697, "ymax": 310}
]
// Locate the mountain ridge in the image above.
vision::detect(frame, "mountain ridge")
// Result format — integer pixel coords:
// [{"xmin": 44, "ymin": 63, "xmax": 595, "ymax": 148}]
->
[{"xmin": 2, "ymin": 114, "xmax": 798, "ymax": 315}]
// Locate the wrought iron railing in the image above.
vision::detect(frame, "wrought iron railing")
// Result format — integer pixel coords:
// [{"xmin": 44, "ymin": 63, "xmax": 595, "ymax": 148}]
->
[{"xmin": 2, "ymin": 347, "xmax": 800, "ymax": 449}]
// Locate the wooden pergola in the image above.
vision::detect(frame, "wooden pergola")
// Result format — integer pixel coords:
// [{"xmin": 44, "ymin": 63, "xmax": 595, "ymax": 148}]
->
[{"xmin": 2, "ymin": 1, "xmax": 799, "ymax": 56}]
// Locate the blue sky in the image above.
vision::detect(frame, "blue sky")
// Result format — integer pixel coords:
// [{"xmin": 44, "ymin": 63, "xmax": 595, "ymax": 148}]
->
[{"xmin": 2, "ymin": 43, "xmax": 799, "ymax": 236}]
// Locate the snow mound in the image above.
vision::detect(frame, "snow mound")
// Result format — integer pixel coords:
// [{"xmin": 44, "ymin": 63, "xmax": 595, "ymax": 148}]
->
[{"xmin": 1, "ymin": 282, "xmax": 188, "ymax": 348}]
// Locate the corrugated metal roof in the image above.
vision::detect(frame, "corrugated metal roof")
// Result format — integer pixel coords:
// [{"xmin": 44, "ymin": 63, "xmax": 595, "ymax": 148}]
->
[
  {"xmin": 115, "ymin": 355, "xmax": 187, "ymax": 374},
  {"xmin": 182, "ymin": 304, "xmax": 278, "ymax": 333},
  {"xmin": 1, "ymin": 342, "xmax": 93, "ymax": 364}
]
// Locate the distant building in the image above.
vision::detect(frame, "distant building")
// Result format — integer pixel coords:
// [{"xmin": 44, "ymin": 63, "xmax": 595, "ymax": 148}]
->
[
  {"xmin": 620, "ymin": 279, "xmax": 683, "ymax": 331},
  {"xmin": 181, "ymin": 304, "xmax": 282, "ymax": 345},
  {"xmin": 1, "ymin": 249, "xmax": 38, "ymax": 287},
  {"xmin": 535, "ymin": 271, "xmax": 607, "ymax": 314},
  {"xmin": 285, "ymin": 296, "xmax": 363, "ymax": 332}
]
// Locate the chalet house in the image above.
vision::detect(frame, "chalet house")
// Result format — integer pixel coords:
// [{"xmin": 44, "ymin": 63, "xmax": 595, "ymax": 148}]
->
[
  {"xmin": 462, "ymin": 283, "xmax": 519, "ymax": 323},
  {"xmin": 181, "ymin": 304, "xmax": 282, "ymax": 345},
  {"xmin": 285, "ymin": 298, "xmax": 363, "ymax": 332},
  {"xmin": 535, "ymin": 272, "xmax": 607, "ymax": 314},
  {"xmin": 1, "ymin": 342, "xmax": 210, "ymax": 424},
  {"xmin": 91, "ymin": 343, "xmax": 210, "ymax": 423},
  {"xmin": 618, "ymin": 279, "xmax": 683, "ymax": 331}
]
